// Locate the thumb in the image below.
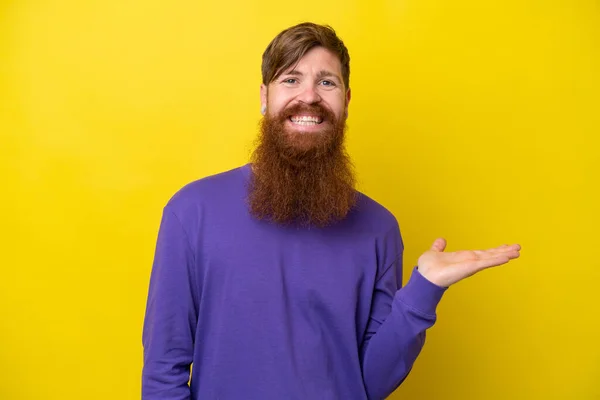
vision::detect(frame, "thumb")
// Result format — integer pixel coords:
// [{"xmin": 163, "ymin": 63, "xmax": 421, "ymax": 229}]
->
[{"xmin": 431, "ymin": 238, "xmax": 447, "ymax": 252}]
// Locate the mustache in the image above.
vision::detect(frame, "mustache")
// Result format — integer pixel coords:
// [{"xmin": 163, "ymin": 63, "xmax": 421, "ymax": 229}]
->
[{"xmin": 277, "ymin": 103, "xmax": 337, "ymax": 122}]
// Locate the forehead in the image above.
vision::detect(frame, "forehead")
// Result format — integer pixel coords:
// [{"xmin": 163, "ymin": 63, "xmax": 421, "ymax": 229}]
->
[{"xmin": 284, "ymin": 46, "xmax": 343, "ymax": 76}]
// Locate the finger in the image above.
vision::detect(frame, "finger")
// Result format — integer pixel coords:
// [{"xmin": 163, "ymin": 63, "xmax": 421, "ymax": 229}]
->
[
  {"xmin": 473, "ymin": 243, "xmax": 520, "ymax": 255},
  {"xmin": 474, "ymin": 247, "xmax": 521, "ymax": 258},
  {"xmin": 492, "ymin": 244, "xmax": 521, "ymax": 252},
  {"xmin": 430, "ymin": 238, "xmax": 447, "ymax": 252}
]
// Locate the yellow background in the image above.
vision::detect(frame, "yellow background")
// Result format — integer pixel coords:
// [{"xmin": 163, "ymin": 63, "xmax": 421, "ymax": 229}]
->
[{"xmin": 1, "ymin": 0, "xmax": 598, "ymax": 398}]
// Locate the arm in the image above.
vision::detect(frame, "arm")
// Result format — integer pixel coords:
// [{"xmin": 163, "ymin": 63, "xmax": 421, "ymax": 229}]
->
[
  {"xmin": 361, "ymin": 233, "xmax": 521, "ymax": 400},
  {"xmin": 142, "ymin": 207, "xmax": 198, "ymax": 400},
  {"xmin": 361, "ymin": 255, "xmax": 446, "ymax": 400}
]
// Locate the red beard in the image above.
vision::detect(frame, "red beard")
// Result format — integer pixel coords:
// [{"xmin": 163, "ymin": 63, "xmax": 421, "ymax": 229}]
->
[{"xmin": 248, "ymin": 103, "xmax": 357, "ymax": 227}]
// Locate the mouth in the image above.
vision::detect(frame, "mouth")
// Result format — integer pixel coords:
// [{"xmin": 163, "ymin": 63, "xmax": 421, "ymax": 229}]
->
[{"xmin": 288, "ymin": 115, "xmax": 324, "ymax": 126}]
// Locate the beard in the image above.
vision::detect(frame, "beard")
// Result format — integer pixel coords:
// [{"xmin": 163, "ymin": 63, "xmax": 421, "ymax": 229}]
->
[{"xmin": 248, "ymin": 102, "xmax": 357, "ymax": 228}]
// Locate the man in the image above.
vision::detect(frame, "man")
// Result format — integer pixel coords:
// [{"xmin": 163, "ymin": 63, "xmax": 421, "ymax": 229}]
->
[{"xmin": 142, "ymin": 22, "xmax": 520, "ymax": 399}]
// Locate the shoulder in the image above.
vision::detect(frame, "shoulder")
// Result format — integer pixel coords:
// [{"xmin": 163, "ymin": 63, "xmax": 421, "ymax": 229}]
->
[
  {"xmin": 164, "ymin": 164, "xmax": 249, "ymax": 217},
  {"xmin": 351, "ymin": 191, "xmax": 400, "ymax": 235},
  {"xmin": 346, "ymin": 192, "xmax": 404, "ymax": 273}
]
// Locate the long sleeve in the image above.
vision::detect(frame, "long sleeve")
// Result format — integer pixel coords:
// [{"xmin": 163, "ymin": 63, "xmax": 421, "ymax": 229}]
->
[
  {"xmin": 142, "ymin": 206, "xmax": 198, "ymax": 400},
  {"xmin": 360, "ymin": 237, "xmax": 446, "ymax": 399}
]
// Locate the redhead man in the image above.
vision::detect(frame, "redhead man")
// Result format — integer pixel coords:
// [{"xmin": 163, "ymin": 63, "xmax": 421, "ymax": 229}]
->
[{"xmin": 142, "ymin": 22, "xmax": 520, "ymax": 400}]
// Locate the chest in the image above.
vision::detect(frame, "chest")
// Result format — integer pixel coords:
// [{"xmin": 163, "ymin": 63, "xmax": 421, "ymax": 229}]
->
[{"xmin": 196, "ymin": 218, "xmax": 378, "ymax": 317}]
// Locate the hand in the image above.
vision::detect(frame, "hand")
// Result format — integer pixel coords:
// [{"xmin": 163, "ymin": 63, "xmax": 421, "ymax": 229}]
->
[{"xmin": 417, "ymin": 238, "xmax": 521, "ymax": 287}]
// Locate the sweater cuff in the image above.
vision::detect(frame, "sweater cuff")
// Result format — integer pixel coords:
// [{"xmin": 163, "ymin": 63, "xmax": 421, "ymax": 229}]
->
[{"xmin": 397, "ymin": 267, "xmax": 447, "ymax": 316}]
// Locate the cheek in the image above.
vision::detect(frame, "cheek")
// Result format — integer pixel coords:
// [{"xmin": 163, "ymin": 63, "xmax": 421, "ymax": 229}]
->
[
  {"xmin": 327, "ymin": 97, "xmax": 346, "ymax": 118},
  {"xmin": 268, "ymin": 96, "xmax": 290, "ymax": 114},
  {"xmin": 325, "ymin": 91, "xmax": 346, "ymax": 106}
]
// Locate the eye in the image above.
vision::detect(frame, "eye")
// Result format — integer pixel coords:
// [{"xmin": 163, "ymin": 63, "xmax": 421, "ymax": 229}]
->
[
  {"xmin": 320, "ymin": 80, "xmax": 336, "ymax": 87},
  {"xmin": 283, "ymin": 78, "xmax": 297, "ymax": 85}
]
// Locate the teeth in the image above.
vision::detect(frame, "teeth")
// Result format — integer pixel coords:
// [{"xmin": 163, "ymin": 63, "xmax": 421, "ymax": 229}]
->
[{"xmin": 290, "ymin": 115, "xmax": 322, "ymax": 125}]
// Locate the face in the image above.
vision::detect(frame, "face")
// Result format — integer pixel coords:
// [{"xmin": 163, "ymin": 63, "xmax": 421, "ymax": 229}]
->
[
  {"xmin": 249, "ymin": 45, "xmax": 356, "ymax": 227},
  {"xmin": 260, "ymin": 46, "xmax": 351, "ymax": 137}
]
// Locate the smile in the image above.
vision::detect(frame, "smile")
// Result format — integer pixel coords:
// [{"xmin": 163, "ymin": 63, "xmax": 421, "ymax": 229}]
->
[{"xmin": 289, "ymin": 115, "xmax": 323, "ymax": 126}]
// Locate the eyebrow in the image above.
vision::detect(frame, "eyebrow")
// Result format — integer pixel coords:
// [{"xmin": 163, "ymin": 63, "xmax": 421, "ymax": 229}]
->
[{"xmin": 283, "ymin": 69, "xmax": 342, "ymax": 84}]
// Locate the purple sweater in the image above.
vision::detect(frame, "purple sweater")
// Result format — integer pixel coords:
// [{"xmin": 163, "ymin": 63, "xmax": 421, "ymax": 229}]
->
[{"xmin": 142, "ymin": 164, "xmax": 446, "ymax": 400}]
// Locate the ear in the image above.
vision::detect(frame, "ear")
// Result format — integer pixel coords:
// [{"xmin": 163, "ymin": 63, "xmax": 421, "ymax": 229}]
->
[
  {"xmin": 344, "ymin": 87, "xmax": 351, "ymax": 118},
  {"xmin": 260, "ymin": 84, "xmax": 268, "ymax": 115}
]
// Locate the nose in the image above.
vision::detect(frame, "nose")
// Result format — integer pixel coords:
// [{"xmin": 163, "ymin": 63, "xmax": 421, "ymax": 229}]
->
[{"xmin": 297, "ymin": 84, "xmax": 322, "ymax": 104}]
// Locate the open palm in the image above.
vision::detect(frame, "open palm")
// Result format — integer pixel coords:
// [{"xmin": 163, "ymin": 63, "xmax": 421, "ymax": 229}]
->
[{"xmin": 417, "ymin": 238, "xmax": 521, "ymax": 287}]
